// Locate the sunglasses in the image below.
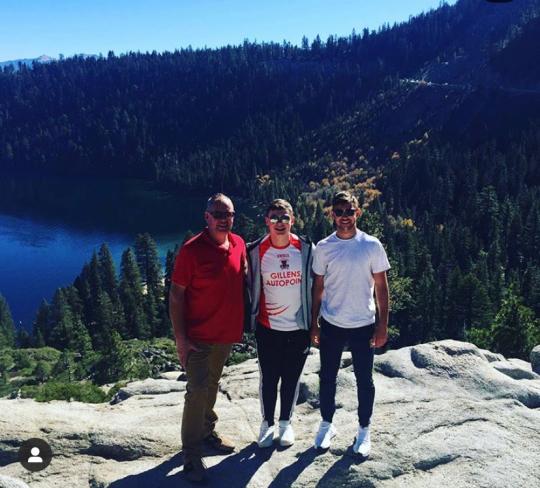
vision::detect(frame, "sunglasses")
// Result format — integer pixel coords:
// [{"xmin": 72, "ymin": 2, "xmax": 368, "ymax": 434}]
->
[
  {"xmin": 268, "ymin": 215, "xmax": 291, "ymax": 224},
  {"xmin": 209, "ymin": 210, "xmax": 235, "ymax": 219},
  {"xmin": 333, "ymin": 208, "xmax": 356, "ymax": 217}
]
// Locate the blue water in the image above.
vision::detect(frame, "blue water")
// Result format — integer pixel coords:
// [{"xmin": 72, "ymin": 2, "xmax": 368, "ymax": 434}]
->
[{"xmin": 0, "ymin": 177, "xmax": 206, "ymax": 330}]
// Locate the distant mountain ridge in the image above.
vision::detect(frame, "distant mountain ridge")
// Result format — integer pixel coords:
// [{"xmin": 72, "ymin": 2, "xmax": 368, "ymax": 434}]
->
[
  {"xmin": 0, "ymin": 54, "xmax": 99, "ymax": 71},
  {"xmin": 0, "ymin": 55, "xmax": 54, "ymax": 70}
]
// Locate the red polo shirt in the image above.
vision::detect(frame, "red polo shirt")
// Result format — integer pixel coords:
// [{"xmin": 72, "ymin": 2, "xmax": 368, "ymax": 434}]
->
[{"xmin": 171, "ymin": 229, "xmax": 246, "ymax": 343}]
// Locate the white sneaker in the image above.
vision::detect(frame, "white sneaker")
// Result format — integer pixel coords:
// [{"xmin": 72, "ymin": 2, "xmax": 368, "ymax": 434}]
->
[
  {"xmin": 278, "ymin": 420, "xmax": 295, "ymax": 447},
  {"xmin": 257, "ymin": 421, "xmax": 274, "ymax": 448},
  {"xmin": 353, "ymin": 425, "xmax": 371, "ymax": 457},
  {"xmin": 314, "ymin": 420, "xmax": 336, "ymax": 449}
]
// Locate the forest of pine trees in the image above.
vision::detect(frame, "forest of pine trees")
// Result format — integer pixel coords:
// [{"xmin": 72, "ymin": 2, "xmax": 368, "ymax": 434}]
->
[{"xmin": 16, "ymin": 234, "xmax": 176, "ymax": 385}]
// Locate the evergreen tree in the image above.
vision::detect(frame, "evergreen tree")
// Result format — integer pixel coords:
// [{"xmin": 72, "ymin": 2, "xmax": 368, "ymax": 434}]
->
[
  {"xmin": 410, "ymin": 252, "xmax": 438, "ymax": 343},
  {"xmin": 52, "ymin": 350, "xmax": 74, "ymax": 382},
  {"xmin": 49, "ymin": 289, "xmax": 75, "ymax": 350},
  {"xmin": 0, "ymin": 294, "xmax": 15, "ymax": 348},
  {"xmin": 457, "ymin": 273, "xmax": 493, "ymax": 332},
  {"xmin": 70, "ymin": 317, "xmax": 93, "ymax": 356},
  {"xmin": 33, "ymin": 361, "xmax": 52, "ymax": 383},
  {"xmin": 98, "ymin": 243, "xmax": 119, "ymax": 305},
  {"xmin": 64, "ymin": 286, "xmax": 84, "ymax": 321},
  {"xmin": 134, "ymin": 233, "xmax": 163, "ymax": 298},
  {"xmin": 88, "ymin": 252, "xmax": 104, "ymax": 305},
  {"xmin": 74, "ymin": 264, "xmax": 94, "ymax": 325},
  {"xmin": 94, "ymin": 331, "xmax": 132, "ymax": 384},
  {"xmin": 164, "ymin": 248, "xmax": 177, "ymax": 295},
  {"xmin": 94, "ymin": 292, "xmax": 115, "ymax": 349},
  {"xmin": 491, "ymin": 286, "xmax": 540, "ymax": 360},
  {"xmin": 119, "ymin": 248, "xmax": 148, "ymax": 338},
  {"xmin": 32, "ymin": 300, "xmax": 50, "ymax": 348}
]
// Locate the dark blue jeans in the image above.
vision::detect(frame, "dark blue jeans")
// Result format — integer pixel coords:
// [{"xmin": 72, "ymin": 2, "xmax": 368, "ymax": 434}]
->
[{"xmin": 319, "ymin": 318, "xmax": 375, "ymax": 427}]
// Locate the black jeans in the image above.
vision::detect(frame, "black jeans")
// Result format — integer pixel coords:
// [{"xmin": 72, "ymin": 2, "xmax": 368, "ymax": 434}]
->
[
  {"xmin": 255, "ymin": 324, "xmax": 310, "ymax": 426},
  {"xmin": 319, "ymin": 318, "xmax": 375, "ymax": 427}
]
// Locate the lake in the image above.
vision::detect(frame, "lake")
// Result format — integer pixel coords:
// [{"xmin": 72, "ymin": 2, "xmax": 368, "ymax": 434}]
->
[{"xmin": 0, "ymin": 176, "xmax": 207, "ymax": 330}]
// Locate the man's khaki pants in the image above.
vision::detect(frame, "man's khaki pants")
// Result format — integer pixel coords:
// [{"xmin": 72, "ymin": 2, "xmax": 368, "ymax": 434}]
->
[{"xmin": 181, "ymin": 341, "xmax": 232, "ymax": 462}]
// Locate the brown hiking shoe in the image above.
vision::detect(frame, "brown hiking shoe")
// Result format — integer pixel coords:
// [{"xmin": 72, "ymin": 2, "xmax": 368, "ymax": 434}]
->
[
  {"xmin": 204, "ymin": 431, "xmax": 235, "ymax": 453},
  {"xmin": 183, "ymin": 457, "xmax": 207, "ymax": 483}
]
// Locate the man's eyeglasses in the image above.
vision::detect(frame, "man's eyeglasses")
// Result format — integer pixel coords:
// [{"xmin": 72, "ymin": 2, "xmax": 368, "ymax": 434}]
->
[
  {"xmin": 333, "ymin": 208, "xmax": 356, "ymax": 217},
  {"xmin": 209, "ymin": 210, "xmax": 235, "ymax": 219},
  {"xmin": 268, "ymin": 215, "xmax": 291, "ymax": 225}
]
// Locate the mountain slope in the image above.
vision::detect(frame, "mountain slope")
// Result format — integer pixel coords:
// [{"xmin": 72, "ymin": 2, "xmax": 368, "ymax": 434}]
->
[{"xmin": 0, "ymin": 0, "xmax": 539, "ymax": 192}]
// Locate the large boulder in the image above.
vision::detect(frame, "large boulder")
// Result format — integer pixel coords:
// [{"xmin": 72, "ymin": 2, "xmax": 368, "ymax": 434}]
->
[{"xmin": 0, "ymin": 340, "xmax": 539, "ymax": 487}]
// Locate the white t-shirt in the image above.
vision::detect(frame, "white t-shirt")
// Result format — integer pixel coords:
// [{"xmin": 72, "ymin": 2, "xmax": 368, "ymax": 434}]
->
[
  {"xmin": 312, "ymin": 229, "xmax": 390, "ymax": 328},
  {"xmin": 258, "ymin": 234, "xmax": 303, "ymax": 331}
]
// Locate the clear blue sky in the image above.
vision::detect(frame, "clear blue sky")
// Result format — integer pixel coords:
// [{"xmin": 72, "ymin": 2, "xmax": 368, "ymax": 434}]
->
[{"xmin": 1, "ymin": 0, "xmax": 457, "ymax": 61}]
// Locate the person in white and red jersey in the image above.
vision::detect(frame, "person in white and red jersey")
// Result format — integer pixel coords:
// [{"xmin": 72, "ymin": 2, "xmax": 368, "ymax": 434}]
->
[{"xmin": 246, "ymin": 199, "xmax": 314, "ymax": 448}]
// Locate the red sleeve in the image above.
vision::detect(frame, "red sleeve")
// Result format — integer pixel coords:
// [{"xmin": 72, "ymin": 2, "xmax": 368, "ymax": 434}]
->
[{"xmin": 171, "ymin": 244, "xmax": 194, "ymax": 287}]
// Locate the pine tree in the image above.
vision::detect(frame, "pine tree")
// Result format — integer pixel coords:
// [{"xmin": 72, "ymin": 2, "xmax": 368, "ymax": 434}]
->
[
  {"xmin": 52, "ymin": 350, "xmax": 74, "ymax": 382},
  {"xmin": 98, "ymin": 243, "xmax": 119, "ymax": 305},
  {"xmin": 70, "ymin": 317, "xmax": 93, "ymax": 356},
  {"xmin": 74, "ymin": 265, "xmax": 94, "ymax": 325},
  {"xmin": 49, "ymin": 289, "xmax": 75, "ymax": 350},
  {"xmin": 32, "ymin": 300, "xmax": 50, "ymax": 347},
  {"xmin": 0, "ymin": 294, "xmax": 15, "ymax": 348},
  {"xmin": 88, "ymin": 251, "xmax": 104, "ymax": 311},
  {"xmin": 143, "ymin": 292, "xmax": 160, "ymax": 337},
  {"xmin": 523, "ymin": 263, "xmax": 540, "ymax": 316},
  {"xmin": 164, "ymin": 248, "xmax": 177, "ymax": 291},
  {"xmin": 134, "ymin": 233, "xmax": 163, "ymax": 297},
  {"xmin": 410, "ymin": 251, "xmax": 438, "ymax": 343},
  {"xmin": 95, "ymin": 330, "xmax": 132, "ymax": 384},
  {"xmin": 119, "ymin": 248, "xmax": 148, "ymax": 338},
  {"xmin": 491, "ymin": 286, "xmax": 539, "ymax": 360},
  {"xmin": 94, "ymin": 292, "xmax": 115, "ymax": 350},
  {"xmin": 33, "ymin": 361, "xmax": 52, "ymax": 383},
  {"xmin": 64, "ymin": 286, "xmax": 84, "ymax": 321},
  {"xmin": 458, "ymin": 273, "xmax": 493, "ymax": 331}
]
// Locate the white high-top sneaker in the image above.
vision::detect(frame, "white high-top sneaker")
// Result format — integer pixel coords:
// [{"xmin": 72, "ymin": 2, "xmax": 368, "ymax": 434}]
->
[
  {"xmin": 257, "ymin": 420, "xmax": 275, "ymax": 448},
  {"xmin": 314, "ymin": 420, "xmax": 337, "ymax": 449},
  {"xmin": 352, "ymin": 425, "xmax": 371, "ymax": 457},
  {"xmin": 278, "ymin": 420, "xmax": 295, "ymax": 447}
]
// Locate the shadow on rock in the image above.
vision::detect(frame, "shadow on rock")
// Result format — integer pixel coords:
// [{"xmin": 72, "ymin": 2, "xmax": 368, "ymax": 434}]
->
[
  {"xmin": 108, "ymin": 452, "xmax": 184, "ymax": 488},
  {"xmin": 108, "ymin": 443, "xmax": 273, "ymax": 488},
  {"xmin": 316, "ymin": 454, "xmax": 371, "ymax": 488},
  {"xmin": 205, "ymin": 442, "xmax": 273, "ymax": 487},
  {"xmin": 267, "ymin": 447, "xmax": 318, "ymax": 487}
]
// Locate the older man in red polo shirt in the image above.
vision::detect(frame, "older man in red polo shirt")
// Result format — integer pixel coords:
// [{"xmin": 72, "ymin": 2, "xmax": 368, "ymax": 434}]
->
[{"xmin": 169, "ymin": 193, "xmax": 246, "ymax": 483}]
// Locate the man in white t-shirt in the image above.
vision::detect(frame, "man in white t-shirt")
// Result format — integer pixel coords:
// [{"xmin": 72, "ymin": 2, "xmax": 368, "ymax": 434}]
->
[{"xmin": 311, "ymin": 191, "xmax": 390, "ymax": 457}]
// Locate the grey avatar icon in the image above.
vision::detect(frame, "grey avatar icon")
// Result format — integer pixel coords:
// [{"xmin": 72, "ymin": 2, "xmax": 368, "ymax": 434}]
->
[{"xmin": 18, "ymin": 438, "xmax": 52, "ymax": 472}]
